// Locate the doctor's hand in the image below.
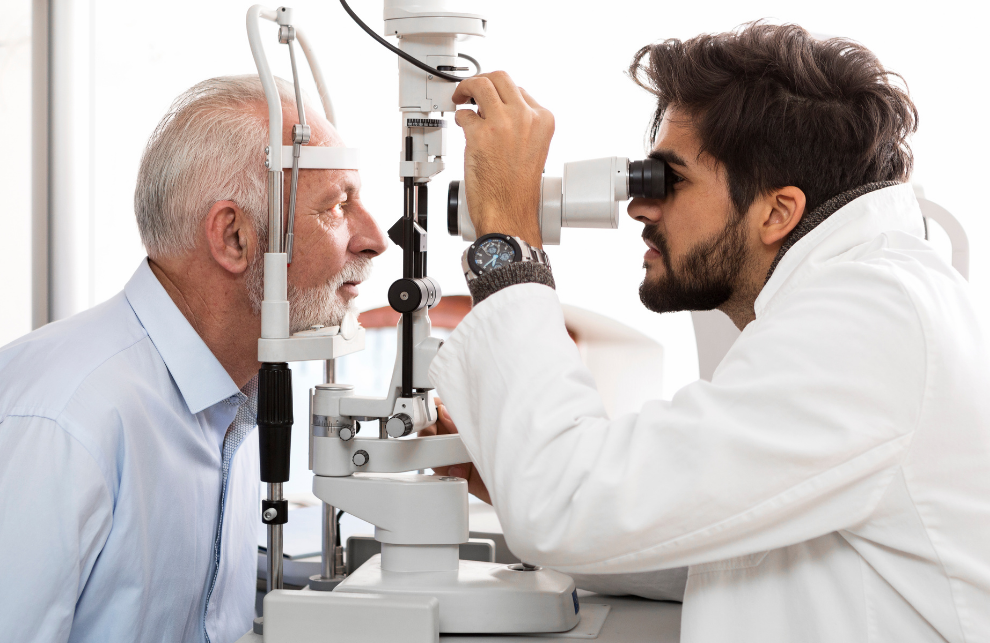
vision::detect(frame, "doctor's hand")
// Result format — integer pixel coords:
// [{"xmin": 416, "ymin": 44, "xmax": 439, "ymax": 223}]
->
[
  {"xmin": 419, "ymin": 399, "xmax": 492, "ymax": 505},
  {"xmin": 452, "ymin": 71, "xmax": 555, "ymax": 249}
]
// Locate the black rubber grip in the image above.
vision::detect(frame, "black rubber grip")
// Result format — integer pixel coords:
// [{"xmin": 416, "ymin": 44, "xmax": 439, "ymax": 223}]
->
[{"xmin": 257, "ymin": 362, "xmax": 293, "ymax": 483}]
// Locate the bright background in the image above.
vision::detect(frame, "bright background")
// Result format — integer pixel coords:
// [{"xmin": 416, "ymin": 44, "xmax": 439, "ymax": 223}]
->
[{"xmin": 1, "ymin": 0, "xmax": 987, "ymax": 399}]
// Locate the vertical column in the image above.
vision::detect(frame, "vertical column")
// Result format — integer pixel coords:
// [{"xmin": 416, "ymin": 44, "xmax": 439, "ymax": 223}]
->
[{"xmin": 46, "ymin": 0, "xmax": 95, "ymax": 322}]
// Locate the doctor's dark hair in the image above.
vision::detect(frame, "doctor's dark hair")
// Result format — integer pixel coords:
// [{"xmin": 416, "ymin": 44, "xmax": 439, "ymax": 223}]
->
[{"xmin": 628, "ymin": 22, "xmax": 918, "ymax": 214}]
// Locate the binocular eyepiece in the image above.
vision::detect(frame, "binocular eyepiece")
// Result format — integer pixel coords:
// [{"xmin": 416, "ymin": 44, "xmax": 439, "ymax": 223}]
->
[{"xmin": 447, "ymin": 156, "xmax": 670, "ymax": 244}]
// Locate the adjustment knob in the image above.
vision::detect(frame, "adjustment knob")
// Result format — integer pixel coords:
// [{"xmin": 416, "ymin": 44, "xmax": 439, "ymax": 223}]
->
[
  {"xmin": 352, "ymin": 450, "xmax": 369, "ymax": 467},
  {"xmin": 338, "ymin": 425, "xmax": 355, "ymax": 441},
  {"xmin": 386, "ymin": 414, "xmax": 414, "ymax": 438}
]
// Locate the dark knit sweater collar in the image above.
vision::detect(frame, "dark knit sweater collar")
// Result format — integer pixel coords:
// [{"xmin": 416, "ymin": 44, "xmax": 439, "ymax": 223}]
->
[{"xmin": 765, "ymin": 181, "xmax": 900, "ymax": 284}]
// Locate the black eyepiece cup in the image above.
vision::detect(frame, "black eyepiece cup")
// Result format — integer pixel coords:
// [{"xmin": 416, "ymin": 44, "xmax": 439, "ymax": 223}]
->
[{"xmin": 628, "ymin": 159, "xmax": 667, "ymax": 200}]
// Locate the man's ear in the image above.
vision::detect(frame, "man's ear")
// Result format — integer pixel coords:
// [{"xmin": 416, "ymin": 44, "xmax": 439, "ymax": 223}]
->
[
  {"xmin": 203, "ymin": 200, "xmax": 256, "ymax": 275},
  {"xmin": 759, "ymin": 186, "xmax": 806, "ymax": 248}
]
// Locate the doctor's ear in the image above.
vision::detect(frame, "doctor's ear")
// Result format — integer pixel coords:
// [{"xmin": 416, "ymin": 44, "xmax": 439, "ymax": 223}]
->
[
  {"xmin": 203, "ymin": 200, "xmax": 255, "ymax": 275},
  {"xmin": 758, "ymin": 186, "xmax": 806, "ymax": 248}
]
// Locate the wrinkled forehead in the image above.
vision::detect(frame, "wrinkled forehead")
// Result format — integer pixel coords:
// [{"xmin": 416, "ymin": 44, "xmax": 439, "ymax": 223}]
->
[{"xmin": 281, "ymin": 107, "xmax": 343, "ymax": 148}]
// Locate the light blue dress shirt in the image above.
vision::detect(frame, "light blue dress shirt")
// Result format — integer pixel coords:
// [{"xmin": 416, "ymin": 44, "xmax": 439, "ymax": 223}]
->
[{"xmin": 0, "ymin": 259, "xmax": 260, "ymax": 643}]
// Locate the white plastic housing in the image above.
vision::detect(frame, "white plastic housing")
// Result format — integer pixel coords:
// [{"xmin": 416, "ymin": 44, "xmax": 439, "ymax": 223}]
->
[
  {"xmin": 313, "ymin": 473, "xmax": 469, "ymax": 544},
  {"xmin": 561, "ymin": 156, "xmax": 627, "ymax": 229},
  {"xmin": 260, "ymin": 253, "xmax": 289, "ymax": 339},
  {"xmin": 335, "ymin": 556, "xmax": 580, "ymax": 634},
  {"xmin": 454, "ymin": 158, "xmax": 629, "ymax": 245},
  {"xmin": 262, "ymin": 590, "xmax": 440, "ymax": 643}
]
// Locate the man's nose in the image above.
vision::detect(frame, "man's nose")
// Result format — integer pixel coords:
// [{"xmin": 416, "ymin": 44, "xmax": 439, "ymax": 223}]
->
[
  {"xmin": 348, "ymin": 206, "xmax": 388, "ymax": 257},
  {"xmin": 627, "ymin": 197, "xmax": 663, "ymax": 225}
]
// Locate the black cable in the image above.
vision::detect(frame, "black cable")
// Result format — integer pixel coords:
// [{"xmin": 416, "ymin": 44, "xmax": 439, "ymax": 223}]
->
[
  {"xmin": 335, "ymin": 509, "xmax": 343, "ymax": 547},
  {"xmin": 339, "ymin": 0, "xmax": 479, "ymax": 83}
]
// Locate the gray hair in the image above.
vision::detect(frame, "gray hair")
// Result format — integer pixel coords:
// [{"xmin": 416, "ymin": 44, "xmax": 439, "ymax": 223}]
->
[{"xmin": 134, "ymin": 75, "xmax": 301, "ymax": 258}]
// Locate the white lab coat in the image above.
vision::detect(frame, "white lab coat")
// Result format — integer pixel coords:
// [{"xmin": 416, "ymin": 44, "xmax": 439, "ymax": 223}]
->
[{"xmin": 430, "ymin": 183, "xmax": 990, "ymax": 642}]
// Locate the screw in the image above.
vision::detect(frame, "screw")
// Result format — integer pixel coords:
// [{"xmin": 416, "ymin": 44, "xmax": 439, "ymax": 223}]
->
[
  {"xmin": 433, "ymin": 105, "xmax": 438, "ymax": 109},
  {"xmin": 263, "ymin": 508, "xmax": 278, "ymax": 521},
  {"xmin": 439, "ymin": 476, "xmax": 459, "ymax": 482},
  {"xmin": 428, "ymin": 74, "xmax": 433, "ymax": 80},
  {"xmin": 265, "ymin": 159, "xmax": 270, "ymax": 168},
  {"xmin": 310, "ymin": 324, "xmax": 324, "ymax": 330},
  {"xmin": 265, "ymin": 146, "xmax": 270, "ymax": 154},
  {"xmin": 400, "ymin": 292, "xmax": 409, "ymax": 300}
]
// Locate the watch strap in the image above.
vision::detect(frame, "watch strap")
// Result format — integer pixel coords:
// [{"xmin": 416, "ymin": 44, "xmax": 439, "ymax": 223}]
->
[{"xmin": 467, "ymin": 261, "xmax": 556, "ymax": 305}]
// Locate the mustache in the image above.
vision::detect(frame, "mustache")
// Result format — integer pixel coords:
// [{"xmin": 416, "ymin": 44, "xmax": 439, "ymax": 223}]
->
[
  {"xmin": 642, "ymin": 224, "xmax": 669, "ymax": 258},
  {"xmin": 326, "ymin": 256, "xmax": 373, "ymax": 290}
]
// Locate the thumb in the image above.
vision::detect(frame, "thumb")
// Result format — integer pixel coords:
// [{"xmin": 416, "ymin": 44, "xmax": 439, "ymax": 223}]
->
[{"xmin": 454, "ymin": 108, "xmax": 482, "ymax": 130}]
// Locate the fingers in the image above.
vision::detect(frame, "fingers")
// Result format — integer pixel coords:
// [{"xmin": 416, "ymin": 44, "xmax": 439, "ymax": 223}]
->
[
  {"xmin": 484, "ymin": 71, "xmax": 526, "ymax": 107},
  {"xmin": 454, "ymin": 107, "xmax": 482, "ymax": 131},
  {"xmin": 452, "ymin": 75, "xmax": 502, "ymax": 110}
]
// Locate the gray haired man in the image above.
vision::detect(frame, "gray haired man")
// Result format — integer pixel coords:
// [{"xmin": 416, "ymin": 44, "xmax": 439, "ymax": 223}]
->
[{"xmin": 0, "ymin": 76, "xmax": 387, "ymax": 643}]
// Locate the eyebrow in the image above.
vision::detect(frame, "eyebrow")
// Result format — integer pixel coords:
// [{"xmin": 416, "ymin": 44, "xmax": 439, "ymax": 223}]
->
[{"xmin": 648, "ymin": 148, "xmax": 688, "ymax": 167}]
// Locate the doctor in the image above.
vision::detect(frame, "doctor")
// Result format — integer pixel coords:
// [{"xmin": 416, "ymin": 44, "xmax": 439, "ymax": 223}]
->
[{"xmin": 428, "ymin": 22, "xmax": 990, "ymax": 642}]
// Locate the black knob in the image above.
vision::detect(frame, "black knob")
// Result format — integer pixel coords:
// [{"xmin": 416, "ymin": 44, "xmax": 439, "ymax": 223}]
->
[
  {"xmin": 447, "ymin": 181, "xmax": 461, "ymax": 236},
  {"xmin": 352, "ymin": 450, "xmax": 370, "ymax": 467}
]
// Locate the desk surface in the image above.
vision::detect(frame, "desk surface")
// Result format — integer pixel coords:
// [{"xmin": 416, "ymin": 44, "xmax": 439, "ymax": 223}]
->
[{"xmin": 236, "ymin": 593, "xmax": 681, "ymax": 642}]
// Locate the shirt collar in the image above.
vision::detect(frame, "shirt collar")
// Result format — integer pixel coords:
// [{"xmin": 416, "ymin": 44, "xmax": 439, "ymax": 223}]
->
[
  {"xmin": 124, "ymin": 258, "xmax": 241, "ymax": 415},
  {"xmin": 755, "ymin": 182, "xmax": 925, "ymax": 318}
]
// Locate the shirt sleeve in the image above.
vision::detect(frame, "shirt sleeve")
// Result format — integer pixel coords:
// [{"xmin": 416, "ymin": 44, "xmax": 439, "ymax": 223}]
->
[
  {"xmin": 429, "ymin": 260, "xmax": 927, "ymax": 574},
  {"xmin": 0, "ymin": 415, "xmax": 114, "ymax": 643}
]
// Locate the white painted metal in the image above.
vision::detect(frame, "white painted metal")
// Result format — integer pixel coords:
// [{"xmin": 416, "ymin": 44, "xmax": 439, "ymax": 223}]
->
[
  {"xmin": 312, "ymin": 434, "xmax": 469, "ymax": 476},
  {"xmin": 258, "ymin": 326, "xmax": 366, "ymax": 362},
  {"xmin": 295, "ymin": 28, "xmax": 336, "ymax": 127},
  {"xmin": 31, "ymin": 0, "xmax": 50, "ymax": 328},
  {"xmin": 918, "ymin": 197, "xmax": 969, "ymax": 280},
  {"xmin": 48, "ymin": 0, "xmax": 95, "ymax": 321},
  {"xmin": 313, "ymin": 473, "xmax": 469, "ymax": 544},
  {"xmin": 562, "ymin": 157, "xmax": 624, "ymax": 229},
  {"xmin": 381, "ymin": 543, "xmax": 459, "ymax": 571},
  {"xmin": 260, "ymin": 252, "xmax": 289, "ymax": 339},
  {"xmin": 335, "ymin": 555, "xmax": 580, "ymax": 634},
  {"xmin": 262, "ymin": 590, "xmax": 440, "ymax": 643},
  {"xmin": 280, "ymin": 145, "xmax": 360, "ymax": 170},
  {"xmin": 246, "ymin": 5, "xmax": 283, "ymax": 173}
]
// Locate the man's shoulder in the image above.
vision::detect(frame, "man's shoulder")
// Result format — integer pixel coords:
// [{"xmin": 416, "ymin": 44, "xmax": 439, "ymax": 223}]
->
[{"xmin": 0, "ymin": 292, "xmax": 156, "ymax": 422}]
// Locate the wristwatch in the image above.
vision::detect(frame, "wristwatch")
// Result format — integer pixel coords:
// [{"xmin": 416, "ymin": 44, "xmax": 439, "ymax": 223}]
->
[{"xmin": 462, "ymin": 233, "xmax": 550, "ymax": 282}]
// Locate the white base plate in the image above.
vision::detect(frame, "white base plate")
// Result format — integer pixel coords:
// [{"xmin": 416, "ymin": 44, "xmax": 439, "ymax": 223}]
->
[{"xmin": 334, "ymin": 555, "xmax": 580, "ymax": 634}]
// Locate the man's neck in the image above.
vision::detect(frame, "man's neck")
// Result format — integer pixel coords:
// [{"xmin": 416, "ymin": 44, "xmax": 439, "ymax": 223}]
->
[
  {"xmin": 718, "ymin": 248, "xmax": 777, "ymax": 330},
  {"xmin": 148, "ymin": 258, "xmax": 261, "ymax": 389}
]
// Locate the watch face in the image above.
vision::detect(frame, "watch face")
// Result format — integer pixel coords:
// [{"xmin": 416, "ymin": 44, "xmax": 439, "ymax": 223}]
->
[{"xmin": 472, "ymin": 237, "xmax": 517, "ymax": 273}]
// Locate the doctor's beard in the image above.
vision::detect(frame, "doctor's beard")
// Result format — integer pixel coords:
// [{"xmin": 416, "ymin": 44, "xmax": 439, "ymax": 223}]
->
[
  {"xmin": 638, "ymin": 215, "xmax": 748, "ymax": 314},
  {"xmin": 245, "ymin": 253, "xmax": 372, "ymax": 333}
]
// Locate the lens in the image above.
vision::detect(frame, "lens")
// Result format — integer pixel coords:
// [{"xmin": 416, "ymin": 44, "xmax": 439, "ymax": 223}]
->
[{"xmin": 628, "ymin": 159, "xmax": 667, "ymax": 200}]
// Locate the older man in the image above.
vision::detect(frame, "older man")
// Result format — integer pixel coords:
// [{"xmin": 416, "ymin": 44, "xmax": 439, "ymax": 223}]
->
[{"xmin": 0, "ymin": 76, "xmax": 386, "ymax": 643}]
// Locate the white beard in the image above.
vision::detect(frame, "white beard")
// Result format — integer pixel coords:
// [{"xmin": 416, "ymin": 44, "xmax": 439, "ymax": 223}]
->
[{"xmin": 246, "ymin": 253, "xmax": 372, "ymax": 333}]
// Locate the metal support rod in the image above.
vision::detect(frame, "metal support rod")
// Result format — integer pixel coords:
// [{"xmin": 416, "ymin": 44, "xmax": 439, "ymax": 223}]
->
[
  {"xmin": 324, "ymin": 359, "xmax": 335, "ymax": 384},
  {"xmin": 379, "ymin": 418, "xmax": 388, "ymax": 439},
  {"xmin": 418, "ymin": 183, "xmax": 428, "ymax": 277},
  {"xmin": 268, "ymin": 171, "xmax": 284, "ymax": 253},
  {"xmin": 401, "ymin": 135, "xmax": 416, "ymax": 398},
  {"xmin": 321, "ymin": 502, "xmax": 337, "ymax": 579},
  {"xmin": 266, "ymin": 482, "xmax": 284, "ymax": 593}
]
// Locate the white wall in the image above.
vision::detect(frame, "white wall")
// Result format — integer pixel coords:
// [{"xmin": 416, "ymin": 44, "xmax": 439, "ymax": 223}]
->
[{"xmin": 3, "ymin": 0, "xmax": 987, "ymax": 397}]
